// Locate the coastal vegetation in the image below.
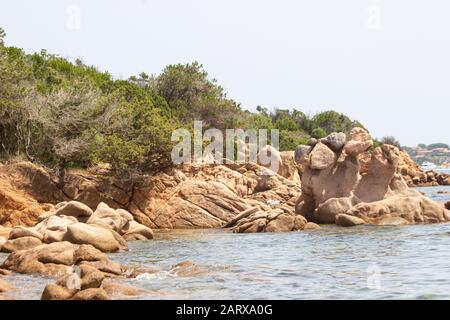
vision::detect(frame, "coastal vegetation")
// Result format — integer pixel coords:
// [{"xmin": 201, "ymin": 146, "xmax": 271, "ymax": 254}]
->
[{"xmin": 1, "ymin": 27, "xmax": 363, "ymax": 178}]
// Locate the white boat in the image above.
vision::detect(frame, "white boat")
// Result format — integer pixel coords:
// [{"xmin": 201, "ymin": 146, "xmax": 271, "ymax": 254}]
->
[{"xmin": 421, "ymin": 161, "xmax": 437, "ymax": 171}]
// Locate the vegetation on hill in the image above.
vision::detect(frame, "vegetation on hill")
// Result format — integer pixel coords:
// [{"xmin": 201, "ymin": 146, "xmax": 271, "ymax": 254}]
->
[{"xmin": 0, "ymin": 27, "xmax": 365, "ymax": 181}]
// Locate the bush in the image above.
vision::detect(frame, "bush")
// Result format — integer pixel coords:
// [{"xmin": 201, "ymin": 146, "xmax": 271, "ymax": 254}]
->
[{"xmin": 311, "ymin": 127, "xmax": 327, "ymax": 139}]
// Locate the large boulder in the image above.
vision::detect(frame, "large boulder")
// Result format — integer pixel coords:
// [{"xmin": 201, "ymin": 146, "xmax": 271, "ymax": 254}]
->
[
  {"xmin": 226, "ymin": 207, "xmax": 307, "ymax": 233},
  {"xmin": 1, "ymin": 242, "xmax": 76, "ymax": 276},
  {"xmin": 64, "ymin": 223, "xmax": 127, "ymax": 252},
  {"xmin": 0, "ymin": 236, "xmax": 42, "ymax": 253},
  {"xmin": 9, "ymin": 226, "xmax": 43, "ymax": 241},
  {"xmin": 344, "ymin": 127, "xmax": 373, "ymax": 156},
  {"xmin": 87, "ymin": 202, "xmax": 128, "ymax": 232},
  {"xmin": 296, "ymin": 128, "xmax": 450, "ymax": 227},
  {"xmin": 320, "ymin": 132, "xmax": 347, "ymax": 152},
  {"xmin": 120, "ymin": 221, "xmax": 154, "ymax": 240},
  {"xmin": 71, "ymin": 288, "xmax": 109, "ymax": 300},
  {"xmin": 41, "ymin": 284, "xmax": 77, "ymax": 300},
  {"xmin": 309, "ymin": 142, "xmax": 336, "ymax": 170},
  {"xmin": 53, "ymin": 201, "xmax": 93, "ymax": 219}
]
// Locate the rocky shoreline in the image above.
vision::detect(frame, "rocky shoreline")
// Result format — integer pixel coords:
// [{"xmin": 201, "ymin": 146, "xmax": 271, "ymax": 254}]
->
[{"xmin": 1, "ymin": 128, "xmax": 449, "ymax": 299}]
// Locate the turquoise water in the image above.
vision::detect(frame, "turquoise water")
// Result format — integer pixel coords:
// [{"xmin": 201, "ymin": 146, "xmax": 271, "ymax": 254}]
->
[{"xmin": 1, "ymin": 186, "xmax": 449, "ymax": 300}]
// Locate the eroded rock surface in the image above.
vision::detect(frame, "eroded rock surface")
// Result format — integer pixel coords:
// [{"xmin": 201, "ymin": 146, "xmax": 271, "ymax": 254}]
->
[{"xmin": 296, "ymin": 128, "xmax": 450, "ymax": 226}]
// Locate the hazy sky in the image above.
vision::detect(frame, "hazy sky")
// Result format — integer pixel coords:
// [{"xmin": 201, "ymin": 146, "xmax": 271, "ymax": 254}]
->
[{"xmin": 1, "ymin": 0, "xmax": 449, "ymax": 145}]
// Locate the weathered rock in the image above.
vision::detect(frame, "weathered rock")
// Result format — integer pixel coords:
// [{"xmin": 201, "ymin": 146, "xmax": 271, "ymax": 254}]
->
[
  {"xmin": 64, "ymin": 223, "xmax": 127, "ymax": 252},
  {"xmin": 0, "ymin": 268, "xmax": 11, "ymax": 276},
  {"xmin": 102, "ymin": 280, "xmax": 145, "ymax": 298},
  {"xmin": 303, "ymin": 222, "xmax": 321, "ymax": 230},
  {"xmin": 41, "ymin": 283, "xmax": 77, "ymax": 300},
  {"xmin": 227, "ymin": 207, "xmax": 308, "ymax": 233},
  {"xmin": 1, "ymin": 242, "xmax": 76, "ymax": 276},
  {"xmin": 0, "ymin": 279, "xmax": 13, "ymax": 293},
  {"xmin": 87, "ymin": 202, "xmax": 127, "ymax": 232},
  {"xmin": 320, "ymin": 132, "xmax": 347, "ymax": 152},
  {"xmin": 9, "ymin": 226, "xmax": 43, "ymax": 241},
  {"xmin": 73, "ymin": 244, "xmax": 108, "ymax": 264},
  {"xmin": 344, "ymin": 127, "xmax": 373, "ymax": 156},
  {"xmin": 0, "ymin": 236, "xmax": 42, "ymax": 253},
  {"xmin": 34, "ymin": 215, "xmax": 76, "ymax": 234},
  {"xmin": 336, "ymin": 214, "xmax": 366, "ymax": 227},
  {"xmin": 54, "ymin": 201, "xmax": 93, "ymax": 218},
  {"xmin": 376, "ymin": 216, "xmax": 409, "ymax": 226},
  {"xmin": 297, "ymin": 128, "xmax": 449, "ymax": 227},
  {"xmin": 278, "ymin": 151, "xmax": 301, "ymax": 183},
  {"xmin": 294, "ymin": 145, "xmax": 311, "ymax": 165},
  {"xmin": 346, "ymin": 193, "xmax": 448, "ymax": 225},
  {"xmin": 309, "ymin": 142, "xmax": 336, "ymax": 170},
  {"xmin": 0, "ymin": 226, "xmax": 11, "ymax": 239},
  {"xmin": 315, "ymin": 198, "xmax": 353, "ymax": 224},
  {"xmin": 71, "ymin": 288, "xmax": 109, "ymax": 300},
  {"xmin": 79, "ymin": 260, "xmax": 122, "ymax": 276},
  {"xmin": 80, "ymin": 270, "xmax": 105, "ymax": 290},
  {"xmin": 120, "ymin": 221, "xmax": 154, "ymax": 240},
  {"xmin": 0, "ymin": 236, "xmax": 6, "ymax": 249}
]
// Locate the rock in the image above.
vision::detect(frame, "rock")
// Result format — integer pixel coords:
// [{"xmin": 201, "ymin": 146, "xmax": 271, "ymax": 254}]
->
[
  {"xmin": 376, "ymin": 216, "xmax": 409, "ymax": 226},
  {"xmin": 116, "ymin": 209, "xmax": 134, "ymax": 223},
  {"xmin": 344, "ymin": 127, "xmax": 373, "ymax": 156},
  {"xmin": 102, "ymin": 280, "xmax": 145, "ymax": 298},
  {"xmin": 9, "ymin": 226, "xmax": 43, "ymax": 241},
  {"xmin": 307, "ymin": 138, "xmax": 318, "ymax": 146},
  {"xmin": 279, "ymin": 151, "xmax": 301, "ymax": 183},
  {"xmin": 257, "ymin": 145, "xmax": 282, "ymax": 174},
  {"xmin": 0, "ymin": 268, "xmax": 11, "ymax": 276},
  {"xmin": 0, "ymin": 279, "xmax": 13, "ymax": 292},
  {"xmin": 1, "ymin": 242, "xmax": 76, "ymax": 276},
  {"xmin": 0, "ymin": 236, "xmax": 6, "ymax": 249},
  {"xmin": 315, "ymin": 198, "xmax": 353, "ymax": 224},
  {"xmin": 227, "ymin": 207, "xmax": 307, "ymax": 233},
  {"xmin": 64, "ymin": 223, "xmax": 127, "ymax": 252},
  {"xmin": 71, "ymin": 288, "xmax": 109, "ymax": 300},
  {"xmin": 34, "ymin": 215, "xmax": 76, "ymax": 234},
  {"xmin": 79, "ymin": 260, "xmax": 122, "ymax": 276},
  {"xmin": 303, "ymin": 222, "xmax": 321, "ymax": 230},
  {"xmin": 297, "ymin": 128, "xmax": 449, "ymax": 227},
  {"xmin": 87, "ymin": 202, "xmax": 128, "ymax": 232},
  {"xmin": 36, "ymin": 242, "xmax": 76, "ymax": 265},
  {"xmin": 123, "ymin": 233, "xmax": 148, "ymax": 241},
  {"xmin": 80, "ymin": 270, "xmax": 105, "ymax": 290},
  {"xmin": 0, "ymin": 226, "xmax": 11, "ymax": 239},
  {"xmin": 54, "ymin": 201, "xmax": 93, "ymax": 218},
  {"xmin": 294, "ymin": 145, "xmax": 311, "ymax": 165},
  {"xmin": 42, "ymin": 230, "xmax": 66, "ymax": 244},
  {"xmin": 0, "ymin": 236, "xmax": 42, "ymax": 253},
  {"xmin": 320, "ymin": 132, "xmax": 347, "ymax": 152},
  {"xmin": 41, "ymin": 283, "xmax": 77, "ymax": 300},
  {"xmin": 309, "ymin": 142, "xmax": 336, "ymax": 170},
  {"xmin": 73, "ymin": 245, "xmax": 108, "ymax": 264},
  {"xmin": 336, "ymin": 214, "xmax": 366, "ymax": 227},
  {"xmin": 120, "ymin": 221, "xmax": 154, "ymax": 240},
  {"xmin": 346, "ymin": 193, "xmax": 448, "ymax": 224}
]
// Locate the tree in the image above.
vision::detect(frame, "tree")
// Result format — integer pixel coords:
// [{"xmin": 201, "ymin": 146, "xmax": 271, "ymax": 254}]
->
[
  {"xmin": 381, "ymin": 136, "xmax": 402, "ymax": 150},
  {"xmin": 152, "ymin": 61, "xmax": 240, "ymax": 129},
  {"xmin": 312, "ymin": 110, "xmax": 364, "ymax": 135},
  {"xmin": 311, "ymin": 127, "xmax": 327, "ymax": 139}
]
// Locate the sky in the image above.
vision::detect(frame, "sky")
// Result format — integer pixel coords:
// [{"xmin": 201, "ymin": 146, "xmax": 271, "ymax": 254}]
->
[{"xmin": 1, "ymin": 0, "xmax": 449, "ymax": 146}]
